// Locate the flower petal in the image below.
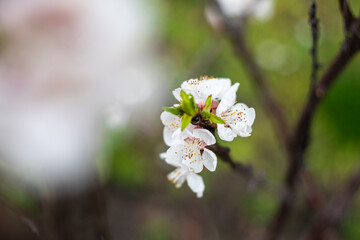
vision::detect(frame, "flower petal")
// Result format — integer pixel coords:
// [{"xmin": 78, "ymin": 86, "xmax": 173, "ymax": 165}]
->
[
  {"xmin": 180, "ymin": 78, "xmax": 232, "ymax": 103},
  {"xmin": 203, "ymin": 78, "xmax": 232, "ymax": 100},
  {"xmin": 202, "ymin": 148, "xmax": 217, "ymax": 172},
  {"xmin": 166, "ymin": 145, "xmax": 184, "ymax": 167},
  {"xmin": 160, "ymin": 111, "xmax": 178, "ymax": 125},
  {"xmin": 182, "ymin": 147, "xmax": 204, "ymax": 173},
  {"xmin": 192, "ymin": 129, "xmax": 216, "ymax": 146},
  {"xmin": 168, "ymin": 167, "xmax": 187, "ymax": 188},
  {"xmin": 163, "ymin": 127, "xmax": 176, "ymax": 146},
  {"xmin": 246, "ymin": 107, "xmax": 256, "ymax": 126},
  {"xmin": 159, "ymin": 152, "xmax": 167, "ymax": 160},
  {"xmin": 172, "ymin": 88, "xmax": 182, "ymax": 102},
  {"xmin": 216, "ymin": 83, "xmax": 239, "ymax": 114},
  {"xmin": 187, "ymin": 172, "xmax": 205, "ymax": 198},
  {"xmin": 231, "ymin": 123, "xmax": 252, "ymax": 137},
  {"xmin": 217, "ymin": 124, "xmax": 237, "ymax": 141}
]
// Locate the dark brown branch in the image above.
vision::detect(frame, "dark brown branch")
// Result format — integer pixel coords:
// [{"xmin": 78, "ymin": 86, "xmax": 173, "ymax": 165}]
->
[
  {"xmin": 266, "ymin": 17, "xmax": 360, "ymax": 240},
  {"xmin": 338, "ymin": 0, "xmax": 355, "ymax": 33},
  {"xmin": 209, "ymin": 1, "xmax": 360, "ymax": 239},
  {"xmin": 209, "ymin": 0, "xmax": 290, "ymax": 147},
  {"xmin": 295, "ymin": 17, "xmax": 360, "ymax": 152},
  {"xmin": 305, "ymin": 167, "xmax": 360, "ymax": 240},
  {"xmin": 207, "ymin": 143, "xmax": 265, "ymax": 187},
  {"xmin": 309, "ymin": 1, "xmax": 321, "ymax": 88},
  {"xmin": 41, "ymin": 180, "xmax": 109, "ymax": 240}
]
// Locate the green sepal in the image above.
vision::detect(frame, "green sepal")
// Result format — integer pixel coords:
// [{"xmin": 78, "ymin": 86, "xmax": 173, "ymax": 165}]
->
[
  {"xmin": 204, "ymin": 95, "xmax": 212, "ymax": 112},
  {"xmin": 180, "ymin": 90, "xmax": 197, "ymax": 116},
  {"xmin": 181, "ymin": 114, "xmax": 192, "ymax": 131},
  {"xmin": 162, "ymin": 106, "xmax": 183, "ymax": 116},
  {"xmin": 209, "ymin": 114, "xmax": 226, "ymax": 124},
  {"xmin": 201, "ymin": 109, "xmax": 211, "ymax": 119}
]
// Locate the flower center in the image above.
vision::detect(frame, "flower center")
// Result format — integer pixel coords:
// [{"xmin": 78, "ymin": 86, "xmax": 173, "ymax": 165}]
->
[
  {"xmin": 183, "ymin": 137, "xmax": 206, "ymax": 167},
  {"xmin": 196, "ymin": 100, "xmax": 219, "ymax": 115},
  {"xmin": 166, "ymin": 118, "xmax": 181, "ymax": 130},
  {"xmin": 221, "ymin": 107, "xmax": 246, "ymax": 126}
]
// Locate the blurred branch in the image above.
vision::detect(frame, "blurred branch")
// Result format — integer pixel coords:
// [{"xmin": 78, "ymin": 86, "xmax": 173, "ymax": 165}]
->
[
  {"xmin": 305, "ymin": 167, "xmax": 360, "ymax": 240},
  {"xmin": 266, "ymin": 15, "xmax": 360, "ymax": 240},
  {"xmin": 208, "ymin": 0, "xmax": 291, "ymax": 147},
  {"xmin": 209, "ymin": 0, "xmax": 360, "ymax": 239},
  {"xmin": 308, "ymin": 1, "xmax": 321, "ymax": 89},
  {"xmin": 207, "ymin": 143, "xmax": 265, "ymax": 187},
  {"xmin": 187, "ymin": 37, "xmax": 224, "ymax": 78},
  {"xmin": 338, "ymin": 0, "xmax": 355, "ymax": 34},
  {"xmin": 42, "ymin": 180, "xmax": 109, "ymax": 240}
]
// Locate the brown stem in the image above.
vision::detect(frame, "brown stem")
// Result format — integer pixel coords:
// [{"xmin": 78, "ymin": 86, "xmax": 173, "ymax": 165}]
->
[
  {"xmin": 306, "ymin": 167, "xmax": 360, "ymax": 240},
  {"xmin": 42, "ymin": 180, "xmax": 109, "ymax": 240},
  {"xmin": 338, "ymin": 0, "xmax": 355, "ymax": 33},
  {"xmin": 309, "ymin": 1, "xmax": 321, "ymax": 89},
  {"xmin": 209, "ymin": 0, "xmax": 290, "ymax": 147},
  {"xmin": 207, "ymin": 143, "xmax": 261, "ymax": 184},
  {"xmin": 265, "ymin": 17, "xmax": 360, "ymax": 240}
]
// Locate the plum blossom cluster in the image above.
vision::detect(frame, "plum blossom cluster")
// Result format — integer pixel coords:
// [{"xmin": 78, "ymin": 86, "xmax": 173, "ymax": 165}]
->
[{"xmin": 160, "ymin": 77, "xmax": 255, "ymax": 197}]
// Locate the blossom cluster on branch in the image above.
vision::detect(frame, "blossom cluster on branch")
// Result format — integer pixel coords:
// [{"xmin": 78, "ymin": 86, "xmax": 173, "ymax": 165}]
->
[{"xmin": 160, "ymin": 77, "xmax": 255, "ymax": 197}]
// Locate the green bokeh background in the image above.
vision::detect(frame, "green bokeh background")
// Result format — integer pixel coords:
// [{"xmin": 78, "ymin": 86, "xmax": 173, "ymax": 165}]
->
[{"xmin": 2, "ymin": 0, "xmax": 360, "ymax": 239}]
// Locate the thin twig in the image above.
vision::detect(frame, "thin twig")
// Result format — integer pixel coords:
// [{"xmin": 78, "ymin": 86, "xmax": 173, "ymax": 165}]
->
[
  {"xmin": 209, "ymin": 0, "xmax": 291, "ymax": 147},
  {"xmin": 266, "ymin": 16, "xmax": 360, "ymax": 240},
  {"xmin": 207, "ymin": 143, "xmax": 264, "ymax": 186},
  {"xmin": 209, "ymin": 1, "xmax": 360, "ymax": 238},
  {"xmin": 338, "ymin": 0, "xmax": 355, "ymax": 33},
  {"xmin": 309, "ymin": 1, "xmax": 321, "ymax": 89},
  {"xmin": 305, "ymin": 167, "xmax": 360, "ymax": 240}
]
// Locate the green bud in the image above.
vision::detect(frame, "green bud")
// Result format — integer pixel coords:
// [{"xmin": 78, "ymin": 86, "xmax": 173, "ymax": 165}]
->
[
  {"xmin": 181, "ymin": 114, "xmax": 192, "ymax": 131},
  {"xmin": 180, "ymin": 90, "xmax": 198, "ymax": 116},
  {"xmin": 209, "ymin": 114, "xmax": 226, "ymax": 124},
  {"xmin": 162, "ymin": 106, "xmax": 183, "ymax": 116},
  {"xmin": 204, "ymin": 95, "xmax": 212, "ymax": 112}
]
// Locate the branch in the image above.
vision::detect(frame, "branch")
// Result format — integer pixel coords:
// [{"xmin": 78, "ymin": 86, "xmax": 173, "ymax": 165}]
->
[
  {"xmin": 207, "ymin": 143, "xmax": 264, "ymax": 187},
  {"xmin": 265, "ymin": 16, "xmax": 360, "ymax": 240},
  {"xmin": 309, "ymin": 1, "xmax": 321, "ymax": 88},
  {"xmin": 209, "ymin": 0, "xmax": 290, "ymax": 146},
  {"xmin": 338, "ymin": 0, "xmax": 355, "ymax": 33},
  {"xmin": 305, "ymin": 167, "xmax": 360, "ymax": 240},
  {"xmin": 295, "ymin": 17, "xmax": 360, "ymax": 152}
]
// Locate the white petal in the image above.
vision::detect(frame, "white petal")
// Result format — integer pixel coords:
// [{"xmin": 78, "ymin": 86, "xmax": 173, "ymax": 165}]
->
[
  {"xmin": 216, "ymin": 83, "xmax": 239, "ymax": 114},
  {"xmin": 160, "ymin": 111, "xmax": 179, "ymax": 125},
  {"xmin": 187, "ymin": 173, "xmax": 205, "ymax": 198},
  {"xmin": 192, "ymin": 129, "xmax": 216, "ymax": 146},
  {"xmin": 202, "ymin": 148, "xmax": 217, "ymax": 172},
  {"xmin": 217, "ymin": 124, "xmax": 237, "ymax": 141},
  {"xmin": 172, "ymin": 88, "xmax": 182, "ymax": 102},
  {"xmin": 246, "ymin": 107, "xmax": 256, "ymax": 126},
  {"xmin": 180, "ymin": 128, "xmax": 194, "ymax": 140},
  {"xmin": 163, "ymin": 127, "xmax": 176, "ymax": 146},
  {"xmin": 224, "ymin": 103, "xmax": 255, "ymax": 138},
  {"xmin": 204, "ymin": 78, "xmax": 232, "ymax": 100},
  {"xmin": 181, "ymin": 78, "xmax": 232, "ymax": 103},
  {"xmin": 166, "ymin": 145, "xmax": 184, "ymax": 167},
  {"xmin": 182, "ymin": 148, "xmax": 204, "ymax": 173},
  {"xmin": 231, "ymin": 123, "xmax": 252, "ymax": 137},
  {"xmin": 171, "ymin": 128, "xmax": 182, "ymax": 140},
  {"xmin": 167, "ymin": 168, "xmax": 187, "ymax": 188},
  {"xmin": 159, "ymin": 152, "xmax": 167, "ymax": 160}
]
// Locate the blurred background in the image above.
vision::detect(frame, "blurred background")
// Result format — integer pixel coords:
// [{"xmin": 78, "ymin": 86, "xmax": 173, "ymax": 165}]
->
[{"xmin": 0, "ymin": 0, "xmax": 360, "ymax": 239}]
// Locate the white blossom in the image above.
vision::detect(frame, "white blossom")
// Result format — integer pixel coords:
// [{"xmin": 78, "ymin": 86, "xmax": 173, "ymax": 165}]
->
[
  {"xmin": 166, "ymin": 129, "xmax": 217, "ymax": 173},
  {"xmin": 0, "ymin": 0, "xmax": 163, "ymax": 191},
  {"xmin": 217, "ymin": 0, "xmax": 274, "ymax": 20},
  {"xmin": 172, "ymin": 77, "xmax": 232, "ymax": 104},
  {"xmin": 216, "ymin": 84, "xmax": 255, "ymax": 141},
  {"xmin": 160, "ymin": 152, "xmax": 205, "ymax": 198},
  {"xmin": 160, "ymin": 111, "xmax": 195, "ymax": 146}
]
